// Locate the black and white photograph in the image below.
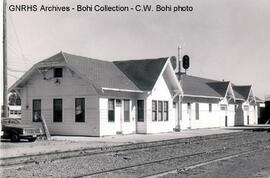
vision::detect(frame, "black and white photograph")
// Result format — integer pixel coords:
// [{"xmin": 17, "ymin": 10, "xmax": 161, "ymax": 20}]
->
[{"xmin": 1, "ymin": 0, "xmax": 270, "ymax": 177}]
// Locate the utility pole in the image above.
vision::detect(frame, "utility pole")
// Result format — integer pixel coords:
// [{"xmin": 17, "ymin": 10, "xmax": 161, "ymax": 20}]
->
[{"xmin": 3, "ymin": 0, "xmax": 8, "ymax": 118}]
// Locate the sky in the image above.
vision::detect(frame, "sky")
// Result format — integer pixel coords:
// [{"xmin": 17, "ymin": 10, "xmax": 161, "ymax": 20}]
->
[{"xmin": 4, "ymin": 0, "xmax": 270, "ymax": 98}]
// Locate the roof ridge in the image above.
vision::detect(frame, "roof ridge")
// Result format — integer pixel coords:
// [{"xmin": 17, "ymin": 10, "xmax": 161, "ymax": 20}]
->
[
  {"xmin": 184, "ymin": 75, "xmax": 220, "ymax": 82},
  {"xmin": 113, "ymin": 57, "xmax": 169, "ymax": 63},
  {"xmin": 62, "ymin": 52, "xmax": 112, "ymax": 63}
]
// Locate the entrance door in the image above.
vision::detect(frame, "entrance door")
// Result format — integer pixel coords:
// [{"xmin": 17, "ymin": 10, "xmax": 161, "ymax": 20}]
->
[
  {"xmin": 187, "ymin": 103, "xmax": 192, "ymax": 129},
  {"xmin": 115, "ymin": 99, "xmax": 122, "ymax": 134},
  {"xmin": 136, "ymin": 100, "xmax": 145, "ymax": 133}
]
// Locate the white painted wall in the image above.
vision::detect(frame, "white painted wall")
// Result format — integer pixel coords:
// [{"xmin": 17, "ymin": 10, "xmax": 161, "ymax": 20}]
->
[
  {"xmin": 20, "ymin": 67, "xmax": 100, "ymax": 136},
  {"xmin": 180, "ymin": 100, "xmax": 236, "ymax": 129},
  {"xmin": 99, "ymin": 97, "xmax": 136, "ymax": 136},
  {"xmin": 145, "ymin": 73, "xmax": 175, "ymax": 133},
  {"xmin": 227, "ymin": 104, "xmax": 235, "ymax": 126}
]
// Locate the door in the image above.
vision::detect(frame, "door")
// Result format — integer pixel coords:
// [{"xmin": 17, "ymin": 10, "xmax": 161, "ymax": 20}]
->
[
  {"xmin": 115, "ymin": 99, "xmax": 122, "ymax": 134},
  {"xmin": 136, "ymin": 100, "xmax": 145, "ymax": 133},
  {"xmin": 187, "ymin": 103, "xmax": 192, "ymax": 129}
]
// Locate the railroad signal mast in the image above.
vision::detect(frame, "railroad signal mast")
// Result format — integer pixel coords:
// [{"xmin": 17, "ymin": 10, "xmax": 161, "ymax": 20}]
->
[{"xmin": 176, "ymin": 45, "xmax": 190, "ymax": 80}]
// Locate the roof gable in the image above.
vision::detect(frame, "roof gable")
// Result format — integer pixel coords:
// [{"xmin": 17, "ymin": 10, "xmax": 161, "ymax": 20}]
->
[
  {"xmin": 232, "ymin": 85, "xmax": 251, "ymax": 100},
  {"xmin": 113, "ymin": 58, "xmax": 168, "ymax": 91}
]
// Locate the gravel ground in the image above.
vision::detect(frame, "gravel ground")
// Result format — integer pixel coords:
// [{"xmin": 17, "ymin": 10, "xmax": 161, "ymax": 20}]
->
[
  {"xmin": 162, "ymin": 148, "xmax": 270, "ymax": 178},
  {"xmin": 0, "ymin": 128, "xmax": 240, "ymax": 158},
  {"xmin": 1, "ymin": 131, "xmax": 270, "ymax": 178}
]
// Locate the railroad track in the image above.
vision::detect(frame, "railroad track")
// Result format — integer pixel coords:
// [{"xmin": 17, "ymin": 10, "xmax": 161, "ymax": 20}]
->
[
  {"xmin": 72, "ymin": 140, "xmax": 270, "ymax": 178},
  {"xmin": 1, "ymin": 131, "xmax": 268, "ymax": 171},
  {"xmin": 0, "ymin": 131, "xmax": 252, "ymax": 168},
  {"xmin": 145, "ymin": 147, "xmax": 270, "ymax": 178}
]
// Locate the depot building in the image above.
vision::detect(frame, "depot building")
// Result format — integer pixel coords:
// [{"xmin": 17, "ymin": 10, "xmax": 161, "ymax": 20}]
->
[{"xmin": 9, "ymin": 52, "xmax": 260, "ymax": 136}]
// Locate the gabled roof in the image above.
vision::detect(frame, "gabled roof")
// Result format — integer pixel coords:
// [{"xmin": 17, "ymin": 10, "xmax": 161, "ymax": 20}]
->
[
  {"xmin": 113, "ymin": 58, "xmax": 168, "ymax": 91},
  {"xmin": 181, "ymin": 75, "xmax": 230, "ymax": 98},
  {"xmin": 62, "ymin": 53, "xmax": 140, "ymax": 91},
  {"xmin": 232, "ymin": 85, "xmax": 252, "ymax": 100},
  {"xmin": 10, "ymin": 52, "xmax": 171, "ymax": 93}
]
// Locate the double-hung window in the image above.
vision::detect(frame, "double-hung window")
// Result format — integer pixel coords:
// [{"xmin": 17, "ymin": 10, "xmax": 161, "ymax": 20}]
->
[
  {"xmin": 163, "ymin": 101, "xmax": 169, "ymax": 121},
  {"xmin": 33, "ymin": 99, "xmax": 41, "ymax": 122},
  {"xmin": 53, "ymin": 99, "xmax": 63, "ymax": 122},
  {"xmin": 124, "ymin": 100, "xmax": 130, "ymax": 122},
  {"xmin": 158, "ymin": 101, "xmax": 163, "ymax": 121},
  {"xmin": 152, "ymin": 100, "xmax": 157, "ymax": 121},
  {"xmin": 75, "ymin": 98, "xmax": 85, "ymax": 122},
  {"xmin": 108, "ymin": 99, "xmax": 115, "ymax": 122}
]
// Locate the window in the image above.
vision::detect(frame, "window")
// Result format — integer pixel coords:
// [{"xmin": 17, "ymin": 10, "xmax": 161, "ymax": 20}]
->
[
  {"xmin": 53, "ymin": 99, "xmax": 62, "ymax": 122},
  {"xmin": 54, "ymin": 68, "xmax": 63, "ymax": 78},
  {"xmin": 152, "ymin": 100, "xmax": 157, "ymax": 121},
  {"xmin": 220, "ymin": 104, "xmax": 227, "ymax": 111},
  {"xmin": 187, "ymin": 103, "xmax": 191, "ymax": 113},
  {"xmin": 108, "ymin": 99, "xmax": 115, "ymax": 122},
  {"xmin": 164, "ymin": 101, "xmax": 169, "ymax": 121},
  {"xmin": 209, "ymin": 104, "xmax": 212, "ymax": 112},
  {"xmin": 173, "ymin": 102, "xmax": 176, "ymax": 108},
  {"xmin": 75, "ymin": 98, "xmax": 85, "ymax": 122},
  {"xmin": 33, "ymin": 99, "xmax": 41, "ymax": 122},
  {"xmin": 195, "ymin": 103, "xmax": 199, "ymax": 120},
  {"xmin": 137, "ymin": 100, "xmax": 144, "ymax": 122},
  {"xmin": 158, "ymin": 101, "xmax": 163, "ymax": 121},
  {"xmin": 124, "ymin": 100, "xmax": 130, "ymax": 122}
]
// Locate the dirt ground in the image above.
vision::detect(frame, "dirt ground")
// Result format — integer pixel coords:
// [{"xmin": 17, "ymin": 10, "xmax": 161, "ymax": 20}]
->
[{"xmin": 0, "ymin": 128, "xmax": 239, "ymax": 158}]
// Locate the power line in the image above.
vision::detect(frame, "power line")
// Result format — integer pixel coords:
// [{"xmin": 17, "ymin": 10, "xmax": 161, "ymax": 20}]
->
[
  {"xmin": 8, "ymin": 73, "xmax": 19, "ymax": 79},
  {"xmin": 7, "ymin": 11, "xmax": 29, "ymax": 68},
  {"xmin": 7, "ymin": 67, "xmax": 26, "ymax": 73}
]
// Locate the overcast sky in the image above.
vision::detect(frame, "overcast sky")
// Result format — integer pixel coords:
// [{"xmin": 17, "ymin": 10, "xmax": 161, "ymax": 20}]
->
[{"xmin": 5, "ymin": 0, "xmax": 270, "ymax": 98}]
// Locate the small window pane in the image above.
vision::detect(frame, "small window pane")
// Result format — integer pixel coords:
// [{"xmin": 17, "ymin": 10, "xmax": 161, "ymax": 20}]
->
[{"xmin": 54, "ymin": 68, "xmax": 63, "ymax": 78}]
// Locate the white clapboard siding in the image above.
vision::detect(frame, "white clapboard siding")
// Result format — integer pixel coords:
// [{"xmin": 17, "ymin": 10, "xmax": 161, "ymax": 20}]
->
[
  {"xmin": 99, "ymin": 96, "xmax": 137, "ymax": 136},
  {"xmin": 146, "ymin": 72, "xmax": 175, "ymax": 133},
  {"xmin": 21, "ymin": 67, "xmax": 100, "ymax": 136}
]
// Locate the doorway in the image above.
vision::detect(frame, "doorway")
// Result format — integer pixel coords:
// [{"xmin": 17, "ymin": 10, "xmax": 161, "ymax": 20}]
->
[{"xmin": 115, "ymin": 99, "xmax": 122, "ymax": 134}]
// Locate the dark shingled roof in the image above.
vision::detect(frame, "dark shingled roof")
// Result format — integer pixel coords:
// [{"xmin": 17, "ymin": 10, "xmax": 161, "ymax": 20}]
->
[
  {"xmin": 63, "ymin": 53, "xmax": 140, "ymax": 91},
  {"xmin": 113, "ymin": 58, "xmax": 168, "ymax": 91},
  {"xmin": 232, "ymin": 85, "xmax": 251, "ymax": 100},
  {"xmin": 181, "ymin": 75, "xmax": 229, "ymax": 98},
  {"xmin": 182, "ymin": 96, "xmax": 220, "ymax": 103}
]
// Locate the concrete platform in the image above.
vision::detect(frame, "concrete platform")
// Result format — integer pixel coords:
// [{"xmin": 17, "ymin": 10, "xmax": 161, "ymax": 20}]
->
[
  {"xmin": 226, "ymin": 125, "xmax": 270, "ymax": 131},
  {"xmin": 0, "ymin": 128, "xmax": 242, "ymax": 158}
]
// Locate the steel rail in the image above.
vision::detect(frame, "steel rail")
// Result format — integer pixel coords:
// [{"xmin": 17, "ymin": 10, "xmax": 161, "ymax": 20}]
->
[{"xmin": 71, "ymin": 139, "xmax": 270, "ymax": 178}]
